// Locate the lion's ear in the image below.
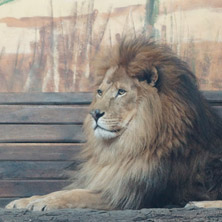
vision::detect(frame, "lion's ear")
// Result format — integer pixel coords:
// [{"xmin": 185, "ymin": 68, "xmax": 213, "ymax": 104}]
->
[{"xmin": 137, "ymin": 67, "xmax": 158, "ymax": 87}]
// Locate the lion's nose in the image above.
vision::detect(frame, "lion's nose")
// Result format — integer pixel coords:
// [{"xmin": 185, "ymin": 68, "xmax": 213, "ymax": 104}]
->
[{"xmin": 90, "ymin": 109, "xmax": 105, "ymax": 121}]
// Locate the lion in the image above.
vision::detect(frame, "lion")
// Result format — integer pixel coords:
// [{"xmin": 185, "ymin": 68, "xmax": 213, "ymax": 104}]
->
[{"xmin": 6, "ymin": 36, "xmax": 222, "ymax": 211}]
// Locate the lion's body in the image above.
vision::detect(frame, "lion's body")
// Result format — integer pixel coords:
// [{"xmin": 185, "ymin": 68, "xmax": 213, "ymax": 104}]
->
[
  {"xmin": 71, "ymin": 37, "xmax": 222, "ymax": 209},
  {"xmin": 6, "ymin": 37, "xmax": 222, "ymax": 211}
]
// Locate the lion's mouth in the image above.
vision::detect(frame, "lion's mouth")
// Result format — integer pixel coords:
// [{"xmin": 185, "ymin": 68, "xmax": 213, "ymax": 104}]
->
[{"xmin": 94, "ymin": 125, "xmax": 121, "ymax": 133}]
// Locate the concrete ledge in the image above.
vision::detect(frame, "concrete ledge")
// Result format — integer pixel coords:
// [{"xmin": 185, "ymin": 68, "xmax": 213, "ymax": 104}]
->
[{"xmin": 0, "ymin": 207, "xmax": 222, "ymax": 222}]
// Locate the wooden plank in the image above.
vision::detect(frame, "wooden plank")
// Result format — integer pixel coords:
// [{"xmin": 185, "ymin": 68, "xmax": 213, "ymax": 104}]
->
[
  {"xmin": 0, "ymin": 125, "xmax": 85, "ymax": 143},
  {"xmin": 0, "ymin": 92, "xmax": 93, "ymax": 105},
  {"xmin": 0, "ymin": 105, "xmax": 88, "ymax": 123},
  {"xmin": 0, "ymin": 180, "xmax": 71, "ymax": 197},
  {"xmin": 0, "ymin": 91, "xmax": 219, "ymax": 105},
  {"xmin": 0, "ymin": 143, "xmax": 81, "ymax": 161},
  {"xmin": 0, "ymin": 103, "xmax": 219, "ymax": 124},
  {"xmin": 0, "ymin": 161, "xmax": 73, "ymax": 180},
  {"xmin": 202, "ymin": 91, "xmax": 222, "ymax": 104}
]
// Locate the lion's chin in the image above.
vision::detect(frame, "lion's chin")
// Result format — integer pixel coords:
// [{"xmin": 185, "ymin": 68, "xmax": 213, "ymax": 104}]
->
[{"xmin": 94, "ymin": 127, "xmax": 119, "ymax": 140}]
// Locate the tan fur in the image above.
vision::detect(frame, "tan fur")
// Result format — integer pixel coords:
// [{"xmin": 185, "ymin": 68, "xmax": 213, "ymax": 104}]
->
[{"xmin": 6, "ymin": 36, "xmax": 222, "ymax": 211}]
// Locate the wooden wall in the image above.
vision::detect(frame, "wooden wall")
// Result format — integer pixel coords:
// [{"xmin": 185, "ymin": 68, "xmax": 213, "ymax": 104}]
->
[
  {"xmin": 0, "ymin": 92, "xmax": 92, "ymax": 206},
  {"xmin": 0, "ymin": 0, "xmax": 221, "ymax": 92}
]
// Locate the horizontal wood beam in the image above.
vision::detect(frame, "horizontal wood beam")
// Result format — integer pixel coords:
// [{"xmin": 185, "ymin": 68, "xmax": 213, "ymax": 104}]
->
[
  {"xmin": 0, "ymin": 143, "xmax": 81, "ymax": 161},
  {"xmin": 0, "ymin": 106, "xmax": 220, "ymax": 124},
  {"xmin": 202, "ymin": 91, "xmax": 222, "ymax": 104},
  {"xmin": 0, "ymin": 91, "xmax": 220, "ymax": 105},
  {"xmin": 0, "ymin": 105, "xmax": 88, "ymax": 123},
  {"xmin": 0, "ymin": 161, "xmax": 73, "ymax": 180},
  {"xmin": 0, "ymin": 92, "xmax": 93, "ymax": 105},
  {"xmin": 0, "ymin": 180, "xmax": 71, "ymax": 197},
  {"xmin": 0, "ymin": 125, "xmax": 85, "ymax": 143}
]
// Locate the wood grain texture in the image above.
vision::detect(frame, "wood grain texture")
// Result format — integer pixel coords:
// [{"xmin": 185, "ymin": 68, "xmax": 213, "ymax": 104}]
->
[
  {"xmin": 0, "ymin": 143, "xmax": 81, "ymax": 161},
  {"xmin": 0, "ymin": 91, "xmax": 220, "ymax": 105},
  {"xmin": 202, "ymin": 91, "xmax": 222, "ymax": 103},
  {"xmin": 0, "ymin": 161, "xmax": 72, "ymax": 179},
  {"xmin": 0, "ymin": 125, "xmax": 85, "ymax": 143},
  {"xmin": 0, "ymin": 93, "xmax": 93, "ymax": 105},
  {"xmin": 0, "ymin": 180, "xmax": 71, "ymax": 197},
  {"xmin": 0, "ymin": 105, "xmax": 88, "ymax": 123}
]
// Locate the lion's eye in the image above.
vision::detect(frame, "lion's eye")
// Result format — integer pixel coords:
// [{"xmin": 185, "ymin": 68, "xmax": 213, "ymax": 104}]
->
[
  {"xmin": 117, "ymin": 89, "xmax": 126, "ymax": 96},
  {"xmin": 97, "ymin": 89, "xmax": 103, "ymax": 97}
]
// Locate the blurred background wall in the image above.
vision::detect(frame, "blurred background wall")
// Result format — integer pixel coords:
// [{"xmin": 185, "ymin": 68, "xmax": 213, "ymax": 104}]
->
[{"xmin": 0, "ymin": 0, "xmax": 221, "ymax": 92}]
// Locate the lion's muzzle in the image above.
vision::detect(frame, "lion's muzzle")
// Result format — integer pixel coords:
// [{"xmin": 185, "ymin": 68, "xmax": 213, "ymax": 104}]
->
[{"xmin": 90, "ymin": 109, "xmax": 105, "ymax": 122}]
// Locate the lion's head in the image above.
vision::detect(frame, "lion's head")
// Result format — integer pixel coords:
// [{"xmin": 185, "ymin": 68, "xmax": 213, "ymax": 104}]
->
[
  {"xmin": 88, "ymin": 63, "xmax": 160, "ymax": 140},
  {"xmin": 89, "ymin": 65, "xmax": 138, "ymax": 139},
  {"xmin": 85, "ymin": 37, "xmax": 199, "ymax": 145}
]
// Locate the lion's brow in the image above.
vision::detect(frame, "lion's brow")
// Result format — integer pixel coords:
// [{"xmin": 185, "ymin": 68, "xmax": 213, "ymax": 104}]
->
[{"xmin": 105, "ymin": 66, "xmax": 118, "ymax": 78}]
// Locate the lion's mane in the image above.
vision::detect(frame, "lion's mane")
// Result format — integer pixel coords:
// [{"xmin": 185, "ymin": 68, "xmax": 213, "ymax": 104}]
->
[{"xmin": 70, "ymin": 37, "xmax": 222, "ymax": 209}]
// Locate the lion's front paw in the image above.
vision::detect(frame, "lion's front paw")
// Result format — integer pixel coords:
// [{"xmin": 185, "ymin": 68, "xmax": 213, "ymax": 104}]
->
[
  {"xmin": 6, "ymin": 196, "xmax": 41, "ymax": 209},
  {"xmin": 6, "ymin": 198, "xmax": 31, "ymax": 209},
  {"xmin": 5, "ymin": 196, "xmax": 60, "ymax": 211},
  {"xmin": 27, "ymin": 197, "xmax": 62, "ymax": 211}
]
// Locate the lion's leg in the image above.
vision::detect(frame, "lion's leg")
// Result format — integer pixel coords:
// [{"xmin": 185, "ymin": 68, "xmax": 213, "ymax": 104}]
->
[
  {"xmin": 6, "ymin": 189, "xmax": 109, "ymax": 211},
  {"xmin": 185, "ymin": 201, "xmax": 222, "ymax": 208}
]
